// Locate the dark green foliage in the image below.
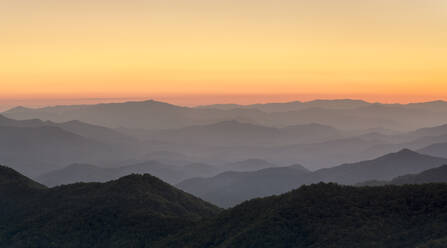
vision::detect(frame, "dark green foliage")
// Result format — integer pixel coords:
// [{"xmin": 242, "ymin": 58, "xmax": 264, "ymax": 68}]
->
[
  {"xmin": 3, "ymin": 165, "xmax": 447, "ymax": 248},
  {"xmin": 158, "ymin": 183, "xmax": 447, "ymax": 248},
  {"xmin": 417, "ymin": 237, "xmax": 447, "ymax": 248},
  {"xmin": 0, "ymin": 167, "xmax": 220, "ymax": 248},
  {"xmin": 0, "ymin": 165, "xmax": 46, "ymax": 190}
]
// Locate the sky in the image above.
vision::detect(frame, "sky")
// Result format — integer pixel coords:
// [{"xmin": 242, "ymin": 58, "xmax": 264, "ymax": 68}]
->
[{"xmin": 1, "ymin": 0, "xmax": 446, "ymax": 109}]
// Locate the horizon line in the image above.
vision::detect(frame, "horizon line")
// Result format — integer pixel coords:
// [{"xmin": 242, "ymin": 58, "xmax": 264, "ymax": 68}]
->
[{"xmin": 1, "ymin": 97, "xmax": 447, "ymax": 112}]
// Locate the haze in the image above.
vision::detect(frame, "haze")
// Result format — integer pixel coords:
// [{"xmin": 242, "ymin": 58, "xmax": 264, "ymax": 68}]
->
[{"xmin": 1, "ymin": 0, "xmax": 447, "ymax": 106}]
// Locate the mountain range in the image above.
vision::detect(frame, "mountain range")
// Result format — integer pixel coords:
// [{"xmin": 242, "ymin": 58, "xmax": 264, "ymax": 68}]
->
[
  {"xmin": 159, "ymin": 183, "xmax": 447, "ymax": 248},
  {"xmin": 36, "ymin": 158, "xmax": 282, "ymax": 187},
  {"xmin": 3, "ymin": 165, "xmax": 447, "ymax": 247},
  {"xmin": 178, "ymin": 149, "xmax": 447, "ymax": 207},
  {"xmin": 358, "ymin": 164, "xmax": 447, "ymax": 186},
  {"xmin": 0, "ymin": 115, "xmax": 140, "ymax": 177},
  {"xmin": 5, "ymin": 99, "xmax": 447, "ymax": 130},
  {"xmin": 0, "ymin": 165, "xmax": 220, "ymax": 247},
  {"xmin": 36, "ymin": 160, "xmax": 221, "ymax": 187}
]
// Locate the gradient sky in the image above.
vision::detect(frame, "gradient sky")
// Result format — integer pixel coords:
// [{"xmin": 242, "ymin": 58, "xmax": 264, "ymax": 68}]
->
[{"xmin": 1, "ymin": 0, "xmax": 446, "ymax": 108}]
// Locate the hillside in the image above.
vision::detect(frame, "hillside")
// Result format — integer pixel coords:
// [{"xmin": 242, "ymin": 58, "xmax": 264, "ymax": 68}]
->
[
  {"xmin": 224, "ymin": 159, "xmax": 277, "ymax": 172},
  {"xmin": 150, "ymin": 121, "xmax": 342, "ymax": 146},
  {"xmin": 0, "ymin": 165, "xmax": 46, "ymax": 190},
  {"xmin": 179, "ymin": 149, "xmax": 447, "ymax": 207},
  {"xmin": 5, "ymin": 165, "xmax": 447, "ymax": 247},
  {"xmin": 0, "ymin": 167, "xmax": 220, "ymax": 247},
  {"xmin": 391, "ymin": 165, "xmax": 447, "ymax": 185},
  {"xmin": 37, "ymin": 161, "xmax": 220, "ymax": 187},
  {"xmin": 0, "ymin": 114, "xmax": 135, "ymax": 145},
  {"xmin": 359, "ymin": 164, "xmax": 447, "ymax": 186},
  {"xmin": 313, "ymin": 149, "xmax": 447, "ymax": 184},
  {"xmin": 159, "ymin": 183, "xmax": 447, "ymax": 248},
  {"xmin": 177, "ymin": 164, "xmax": 310, "ymax": 207},
  {"xmin": 0, "ymin": 125, "xmax": 121, "ymax": 177},
  {"xmin": 418, "ymin": 142, "xmax": 447, "ymax": 159},
  {"xmin": 5, "ymin": 99, "xmax": 447, "ymax": 131}
]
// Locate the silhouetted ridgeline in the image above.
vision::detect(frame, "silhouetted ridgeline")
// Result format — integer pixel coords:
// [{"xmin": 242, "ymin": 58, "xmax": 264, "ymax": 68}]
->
[
  {"xmin": 2, "ymin": 165, "xmax": 447, "ymax": 247},
  {"xmin": 5, "ymin": 99, "xmax": 447, "ymax": 130},
  {"xmin": 158, "ymin": 183, "xmax": 447, "ymax": 248},
  {"xmin": 358, "ymin": 164, "xmax": 447, "ymax": 186},
  {"xmin": 178, "ymin": 149, "xmax": 447, "ymax": 207},
  {"xmin": 0, "ymin": 165, "xmax": 220, "ymax": 247}
]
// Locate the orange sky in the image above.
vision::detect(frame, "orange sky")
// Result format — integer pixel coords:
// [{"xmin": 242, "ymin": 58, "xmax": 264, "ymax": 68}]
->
[{"xmin": 1, "ymin": 0, "xmax": 446, "ymax": 108}]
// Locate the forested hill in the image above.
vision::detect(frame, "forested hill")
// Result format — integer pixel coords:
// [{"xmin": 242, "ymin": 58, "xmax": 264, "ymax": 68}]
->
[
  {"xmin": 0, "ymin": 165, "xmax": 220, "ymax": 248},
  {"xmin": 158, "ymin": 183, "xmax": 447, "ymax": 248},
  {"xmin": 3, "ymin": 164, "xmax": 447, "ymax": 247}
]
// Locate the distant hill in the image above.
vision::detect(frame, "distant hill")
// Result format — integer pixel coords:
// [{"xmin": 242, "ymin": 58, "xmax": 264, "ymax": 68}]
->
[
  {"xmin": 409, "ymin": 123, "xmax": 447, "ymax": 138},
  {"xmin": 0, "ymin": 125, "xmax": 120, "ymax": 177},
  {"xmin": 313, "ymin": 149, "xmax": 447, "ymax": 184},
  {"xmin": 153, "ymin": 121, "xmax": 280, "ymax": 146},
  {"xmin": 179, "ymin": 149, "xmax": 447, "ymax": 207},
  {"xmin": 177, "ymin": 164, "xmax": 310, "ymax": 207},
  {"xmin": 151, "ymin": 121, "xmax": 341, "ymax": 146},
  {"xmin": 224, "ymin": 159, "xmax": 277, "ymax": 172},
  {"xmin": 3, "ymin": 100, "xmax": 266, "ymax": 130},
  {"xmin": 0, "ymin": 115, "xmax": 141, "ymax": 177},
  {"xmin": 0, "ymin": 166, "xmax": 220, "ymax": 247},
  {"xmin": 37, "ymin": 161, "xmax": 220, "ymax": 187},
  {"xmin": 418, "ymin": 142, "xmax": 447, "ymax": 159},
  {"xmin": 5, "ymin": 99, "xmax": 447, "ymax": 130},
  {"xmin": 159, "ymin": 183, "xmax": 447, "ymax": 248},
  {"xmin": 197, "ymin": 99, "xmax": 372, "ymax": 112},
  {"xmin": 0, "ymin": 114, "xmax": 135, "ymax": 145},
  {"xmin": 359, "ymin": 164, "xmax": 447, "ymax": 186}
]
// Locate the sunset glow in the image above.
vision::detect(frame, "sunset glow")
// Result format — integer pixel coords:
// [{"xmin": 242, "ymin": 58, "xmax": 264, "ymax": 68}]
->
[{"xmin": 1, "ymin": 0, "xmax": 446, "ymax": 107}]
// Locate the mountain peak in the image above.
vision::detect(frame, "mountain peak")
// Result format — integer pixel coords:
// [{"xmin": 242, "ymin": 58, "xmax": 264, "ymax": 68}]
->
[
  {"xmin": 289, "ymin": 164, "xmax": 310, "ymax": 172},
  {"xmin": 395, "ymin": 148, "xmax": 418, "ymax": 156},
  {"xmin": 3, "ymin": 106, "xmax": 32, "ymax": 113},
  {"xmin": 375, "ymin": 149, "xmax": 422, "ymax": 161},
  {"xmin": 0, "ymin": 165, "xmax": 46, "ymax": 190}
]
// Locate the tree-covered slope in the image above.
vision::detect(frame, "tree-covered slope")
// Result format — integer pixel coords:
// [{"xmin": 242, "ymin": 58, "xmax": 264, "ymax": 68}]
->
[
  {"xmin": 0, "ymin": 167, "xmax": 220, "ymax": 248},
  {"xmin": 159, "ymin": 183, "xmax": 447, "ymax": 248}
]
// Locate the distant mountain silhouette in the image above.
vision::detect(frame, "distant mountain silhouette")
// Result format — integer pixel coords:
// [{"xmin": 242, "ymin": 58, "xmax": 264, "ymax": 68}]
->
[
  {"xmin": 0, "ymin": 114, "xmax": 135, "ymax": 145},
  {"xmin": 358, "ymin": 164, "xmax": 447, "ymax": 186},
  {"xmin": 150, "ymin": 121, "xmax": 341, "ymax": 146},
  {"xmin": 418, "ymin": 142, "xmax": 447, "ymax": 159},
  {"xmin": 313, "ymin": 149, "xmax": 447, "ymax": 184},
  {"xmin": 224, "ymin": 159, "xmax": 277, "ymax": 172},
  {"xmin": 386, "ymin": 164, "xmax": 447, "ymax": 185},
  {"xmin": 409, "ymin": 123, "xmax": 447, "ymax": 138},
  {"xmin": 5, "ymin": 99, "xmax": 447, "ymax": 130},
  {"xmin": 153, "ymin": 121, "xmax": 280, "ymax": 145},
  {"xmin": 0, "ymin": 125, "xmax": 119, "ymax": 177},
  {"xmin": 37, "ymin": 160, "xmax": 220, "ymax": 187},
  {"xmin": 0, "ymin": 166, "xmax": 220, "ymax": 247},
  {"xmin": 0, "ymin": 115, "xmax": 141, "ymax": 177},
  {"xmin": 177, "ymin": 164, "xmax": 310, "ymax": 207},
  {"xmin": 197, "ymin": 99, "xmax": 371, "ymax": 112},
  {"xmin": 179, "ymin": 149, "xmax": 447, "ymax": 207},
  {"xmin": 254, "ymin": 137, "xmax": 390, "ymax": 169},
  {"xmin": 36, "ymin": 163, "xmax": 116, "ymax": 186}
]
